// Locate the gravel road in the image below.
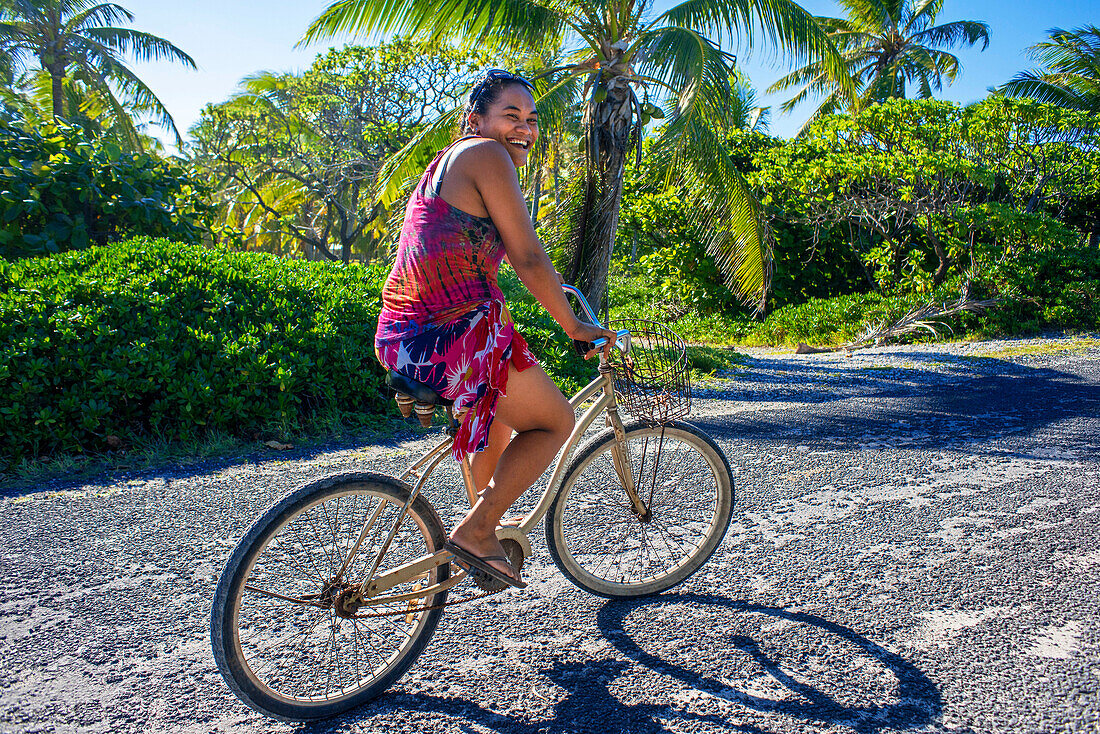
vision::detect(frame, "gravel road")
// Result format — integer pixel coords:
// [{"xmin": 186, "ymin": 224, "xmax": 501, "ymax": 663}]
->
[{"xmin": 2, "ymin": 335, "xmax": 1098, "ymax": 734}]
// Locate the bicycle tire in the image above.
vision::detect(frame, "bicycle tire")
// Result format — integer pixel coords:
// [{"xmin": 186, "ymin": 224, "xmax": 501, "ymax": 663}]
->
[
  {"xmin": 546, "ymin": 420, "xmax": 734, "ymax": 598},
  {"xmin": 210, "ymin": 472, "xmax": 448, "ymax": 721}
]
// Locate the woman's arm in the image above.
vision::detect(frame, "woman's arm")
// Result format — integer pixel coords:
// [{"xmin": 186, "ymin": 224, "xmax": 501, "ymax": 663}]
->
[{"xmin": 463, "ymin": 142, "xmax": 611, "ymax": 348}]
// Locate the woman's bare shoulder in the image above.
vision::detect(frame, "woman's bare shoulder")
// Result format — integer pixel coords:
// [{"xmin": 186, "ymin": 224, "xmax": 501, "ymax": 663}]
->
[{"xmin": 451, "ymin": 138, "xmax": 513, "ymax": 168}]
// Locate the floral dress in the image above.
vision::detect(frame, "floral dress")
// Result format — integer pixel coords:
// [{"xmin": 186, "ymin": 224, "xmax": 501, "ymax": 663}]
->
[{"xmin": 375, "ymin": 140, "xmax": 538, "ymax": 460}]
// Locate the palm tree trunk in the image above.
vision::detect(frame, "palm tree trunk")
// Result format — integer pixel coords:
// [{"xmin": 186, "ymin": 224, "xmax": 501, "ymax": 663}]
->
[
  {"xmin": 530, "ymin": 165, "xmax": 542, "ymax": 222},
  {"xmin": 49, "ymin": 70, "xmax": 65, "ymax": 119},
  {"xmin": 566, "ymin": 85, "xmax": 634, "ymax": 314}
]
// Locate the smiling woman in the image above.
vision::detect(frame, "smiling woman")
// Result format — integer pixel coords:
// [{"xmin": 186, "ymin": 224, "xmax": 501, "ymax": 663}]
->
[{"xmin": 373, "ymin": 69, "xmax": 617, "ymax": 589}]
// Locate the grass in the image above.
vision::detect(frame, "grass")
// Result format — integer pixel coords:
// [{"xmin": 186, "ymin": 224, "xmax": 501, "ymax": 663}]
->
[
  {"xmin": 686, "ymin": 345, "xmax": 748, "ymax": 380},
  {"xmin": 978, "ymin": 337, "xmax": 1100, "ymax": 359}
]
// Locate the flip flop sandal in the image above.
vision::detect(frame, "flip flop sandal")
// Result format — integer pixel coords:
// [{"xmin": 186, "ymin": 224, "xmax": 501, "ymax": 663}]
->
[{"xmin": 443, "ymin": 539, "xmax": 527, "ymax": 589}]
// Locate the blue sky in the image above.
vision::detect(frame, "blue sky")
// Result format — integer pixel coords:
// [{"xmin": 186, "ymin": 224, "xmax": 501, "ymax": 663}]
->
[{"xmin": 124, "ymin": 0, "xmax": 1097, "ymax": 149}]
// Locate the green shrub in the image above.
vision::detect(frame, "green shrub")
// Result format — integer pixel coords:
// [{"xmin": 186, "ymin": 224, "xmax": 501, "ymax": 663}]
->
[
  {"xmin": 0, "ymin": 240, "xmax": 611, "ymax": 465},
  {"xmin": 748, "ymin": 291, "xmax": 932, "ymax": 346},
  {"xmin": 0, "ymin": 238, "xmax": 388, "ymax": 464},
  {"xmin": 0, "ymin": 119, "xmax": 211, "ymax": 258},
  {"xmin": 498, "ymin": 267, "xmax": 593, "ymax": 395},
  {"xmin": 968, "ymin": 248, "xmax": 1100, "ymax": 335}
]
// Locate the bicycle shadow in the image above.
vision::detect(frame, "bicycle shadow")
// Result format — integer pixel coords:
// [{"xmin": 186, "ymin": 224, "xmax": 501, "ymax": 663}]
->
[
  {"xmin": 596, "ymin": 593, "xmax": 942, "ymax": 733},
  {"xmin": 305, "ymin": 593, "xmax": 942, "ymax": 734}
]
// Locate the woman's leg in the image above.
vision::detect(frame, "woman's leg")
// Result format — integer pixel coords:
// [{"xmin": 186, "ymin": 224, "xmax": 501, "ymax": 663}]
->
[
  {"xmin": 469, "ymin": 409, "xmax": 511, "ymax": 495},
  {"xmin": 449, "ymin": 363, "xmax": 574, "ymax": 580}
]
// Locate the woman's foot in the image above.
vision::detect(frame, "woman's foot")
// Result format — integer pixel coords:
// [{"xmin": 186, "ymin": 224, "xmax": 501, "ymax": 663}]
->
[{"xmin": 448, "ymin": 523, "xmax": 523, "ymax": 586}]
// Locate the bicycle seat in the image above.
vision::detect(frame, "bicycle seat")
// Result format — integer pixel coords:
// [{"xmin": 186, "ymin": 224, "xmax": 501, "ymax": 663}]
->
[{"xmin": 385, "ymin": 370, "xmax": 454, "ymax": 407}]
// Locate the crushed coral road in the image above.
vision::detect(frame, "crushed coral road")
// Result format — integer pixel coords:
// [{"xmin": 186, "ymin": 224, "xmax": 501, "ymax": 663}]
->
[{"xmin": 1, "ymin": 334, "xmax": 1098, "ymax": 733}]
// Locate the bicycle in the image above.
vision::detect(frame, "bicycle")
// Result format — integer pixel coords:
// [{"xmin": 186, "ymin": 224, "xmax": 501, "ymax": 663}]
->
[{"xmin": 210, "ymin": 285, "xmax": 735, "ymax": 721}]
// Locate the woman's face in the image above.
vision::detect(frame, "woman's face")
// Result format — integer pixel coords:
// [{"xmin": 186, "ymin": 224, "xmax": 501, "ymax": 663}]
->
[{"xmin": 470, "ymin": 84, "xmax": 539, "ymax": 168}]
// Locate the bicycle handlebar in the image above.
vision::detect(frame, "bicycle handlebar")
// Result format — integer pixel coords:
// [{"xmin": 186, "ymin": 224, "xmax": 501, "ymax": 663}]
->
[{"xmin": 560, "ymin": 284, "xmax": 630, "ymax": 354}]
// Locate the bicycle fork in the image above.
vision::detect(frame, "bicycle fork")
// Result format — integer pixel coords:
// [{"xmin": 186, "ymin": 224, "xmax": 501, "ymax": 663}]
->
[{"xmin": 602, "ymin": 367, "xmax": 650, "ymax": 520}]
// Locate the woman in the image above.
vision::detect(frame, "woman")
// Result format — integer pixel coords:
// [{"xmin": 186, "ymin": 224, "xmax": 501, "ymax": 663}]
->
[{"xmin": 375, "ymin": 70, "xmax": 616, "ymax": 589}]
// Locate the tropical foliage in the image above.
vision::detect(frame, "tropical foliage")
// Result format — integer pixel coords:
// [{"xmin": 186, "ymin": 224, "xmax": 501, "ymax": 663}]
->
[
  {"xmin": 301, "ymin": 0, "xmax": 854, "ymax": 312},
  {"xmin": 998, "ymin": 25, "xmax": 1100, "ymax": 114},
  {"xmin": 0, "ymin": 0, "xmax": 194, "ymax": 148},
  {"xmin": 189, "ymin": 39, "xmax": 486, "ymax": 261},
  {"xmin": 607, "ymin": 98, "xmax": 1098, "ymax": 312},
  {"xmin": 0, "ymin": 237, "xmax": 599, "ymax": 465},
  {"xmin": 769, "ymin": 0, "xmax": 989, "ymax": 126},
  {"xmin": 0, "ymin": 117, "xmax": 211, "ymax": 258},
  {"xmin": 750, "ymin": 98, "xmax": 1097, "ymax": 293}
]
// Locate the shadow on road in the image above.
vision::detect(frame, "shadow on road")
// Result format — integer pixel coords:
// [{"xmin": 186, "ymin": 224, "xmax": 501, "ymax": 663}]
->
[
  {"xmin": 309, "ymin": 594, "xmax": 940, "ymax": 734},
  {"xmin": 693, "ymin": 351, "xmax": 1099, "ymax": 454},
  {"xmin": 597, "ymin": 593, "xmax": 941, "ymax": 733}
]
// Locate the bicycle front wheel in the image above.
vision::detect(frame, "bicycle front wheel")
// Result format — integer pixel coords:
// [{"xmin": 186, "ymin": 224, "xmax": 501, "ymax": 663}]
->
[
  {"xmin": 546, "ymin": 420, "xmax": 734, "ymax": 598},
  {"xmin": 211, "ymin": 472, "xmax": 449, "ymax": 721}
]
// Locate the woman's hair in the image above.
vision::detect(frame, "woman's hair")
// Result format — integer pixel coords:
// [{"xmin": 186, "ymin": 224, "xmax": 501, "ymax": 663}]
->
[{"xmin": 459, "ymin": 73, "xmax": 535, "ymax": 137}]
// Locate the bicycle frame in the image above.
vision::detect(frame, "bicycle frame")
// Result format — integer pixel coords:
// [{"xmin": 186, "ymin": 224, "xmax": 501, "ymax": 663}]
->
[{"xmin": 357, "ymin": 286, "xmax": 643, "ymax": 602}]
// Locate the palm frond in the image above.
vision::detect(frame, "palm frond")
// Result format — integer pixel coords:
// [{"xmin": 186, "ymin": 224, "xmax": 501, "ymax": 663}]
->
[
  {"xmin": 637, "ymin": 25, "xmax": 735, "ymax": 120},
  {"xmin": 838, "ymin": 0, "xmax": 896, "ymax": 33},
  {"xmin": 766, "ymin": 59, "xmax": 826, "ymax": 92},
  {"xmin": 64, "ymin": 3, "xmax": 133, "ymax": 33},
  {"xmin": 996, "ymin": 26, "xmax": 1100, "ymax": 112},
  {"xmin": 676, "ymin": 117, "xmax": 770, "ymax": 309},
  {"xmin": 644, "ymin": 39, "xmax": 769, "ymax": 307},
  {"xmin": 300, "ymin": 0, "xmax": 566, "ymax": 57},
  {"xmin": 909, "ymin": 20, "xmax": 989, "ymax": 51},
  {"xmin": 999, "ymin": 71, "xmax": 1093, "ymax": 110},
  {"xmin": 903, "ymin": 0, "xmax": 944, "ymax": 32},
  {"xmin": 94, "ymin": 54, "xmax": 183, "ymax": 142},
  {"xmin": 80, "ymin": 27, "xmax": 196, "ymax": 67}
]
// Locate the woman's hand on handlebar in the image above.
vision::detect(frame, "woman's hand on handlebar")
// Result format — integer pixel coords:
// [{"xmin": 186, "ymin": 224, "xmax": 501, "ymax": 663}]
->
[{"xmin": 567, "ymin": 321, "xmax": 618, "ymax": 361}]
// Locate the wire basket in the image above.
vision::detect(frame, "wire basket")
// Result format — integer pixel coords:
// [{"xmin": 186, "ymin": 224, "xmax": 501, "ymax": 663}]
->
[{"xmin": 607, "ymin": 318, "xmax": 692, "ymax": 425}]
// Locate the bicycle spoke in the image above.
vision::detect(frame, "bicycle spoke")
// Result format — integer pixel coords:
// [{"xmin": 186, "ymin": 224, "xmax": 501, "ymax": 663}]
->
[
  {"xmin": 228, "ymin": 484, "xmax": 444, "ymax": 705},
  {"xmin": 552, "ymin": 424, "xmax": 732, "ymax": 592}
]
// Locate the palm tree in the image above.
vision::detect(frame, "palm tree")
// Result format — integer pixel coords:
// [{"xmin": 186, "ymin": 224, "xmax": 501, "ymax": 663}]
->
[
  {"xmin": 0, "ymin": 0, "xmax": 195, "ymax": 146},
  {"xmin": 301, "ymin": 0, "xmax": 853, "ymax": 312},
  {"xmin": 769, "ymin": 0, "xmax": 989, "ymax": 127},
  {"xmin": 997, "ymin": 26, "xmax": 1100, "ymax": 113}
]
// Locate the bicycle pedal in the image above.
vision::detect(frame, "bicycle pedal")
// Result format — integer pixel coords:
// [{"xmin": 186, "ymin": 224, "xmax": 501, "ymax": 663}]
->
[
  {"xmin": 468, "ymin": 568, "xmax": 509, "ymax": 593},
  {"xmin": 404, "ymin": 580, "xmax": 423, "ymax": 623}
]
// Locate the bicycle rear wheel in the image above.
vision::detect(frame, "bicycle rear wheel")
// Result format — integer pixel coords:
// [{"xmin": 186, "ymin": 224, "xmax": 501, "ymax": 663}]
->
[
  {"xmin": 211, "ymin": 472, "xmax": 448, "ymax": 721},
  {"xmin": 546, "ymin": 420, "xmax": 734, "ymax": 597}
]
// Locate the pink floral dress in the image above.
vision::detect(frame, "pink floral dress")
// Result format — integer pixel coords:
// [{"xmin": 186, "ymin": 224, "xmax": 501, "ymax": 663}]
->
[{"xmin": 375, "ymin": 140, "xmax": 538, "ymax": 460}]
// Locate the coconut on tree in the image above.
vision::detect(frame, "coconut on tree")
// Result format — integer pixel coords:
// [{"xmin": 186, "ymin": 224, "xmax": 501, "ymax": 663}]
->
[
  {"xmin": 769, "ymin": 0, "xmax": 989, "ymax": 128},
  {"xmin": 302, "ymin": 0, "xmax": 853, "ymax": 313},
  {"xmin": 0, "ymin": 0, "xmax": 195, "ymax": 148}
]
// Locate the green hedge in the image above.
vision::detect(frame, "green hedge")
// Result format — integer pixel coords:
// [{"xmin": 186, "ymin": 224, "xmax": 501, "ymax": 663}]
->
[
  {"xmin": 0, "ymin": 238, "xmax": 389, "ymax": 463},
  {"xmin": 969, "ymin": 248, "xmax": 1100, "ymax": 335},
  {"xmin": 746, "ymin": 247, "xmax": 1100, "ymax": 347},
  {"xmin": 0, "ymin": 238, "xmax": 596, "ymax": 465}
]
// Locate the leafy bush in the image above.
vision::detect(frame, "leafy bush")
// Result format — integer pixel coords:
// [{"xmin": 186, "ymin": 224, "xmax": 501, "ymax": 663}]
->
[
  {"xmin": 968, "ymin": 248, "xmax": 1100, "ymax": 335},
  {"xmin": 749, "ymin": 99, "xmax": 1099, "ymax": 299},
  {"xmin": 746, "ymin": 291, "xmax": 929, "ymax": 346},
  {"xmin": 0, "ymin": 119, "xmax": 211, "ymax": 258},
  {"xmin": 0, "ymin": 239, "xmax": 609, "ymax": 465},
  {"xmin": 746, "ymin": 247, "xmax": 1100, "ymax": 346},
  {"xmin": 498, "ymin": 267, "xmax": 594, "ymax": 395},
  {"xmin": 0, "ymin": 238, "xmax": 388, "ymax": 464}
]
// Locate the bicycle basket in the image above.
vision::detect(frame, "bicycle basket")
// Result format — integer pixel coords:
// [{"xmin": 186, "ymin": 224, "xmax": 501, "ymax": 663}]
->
[{"xmin": 607, "ymin": 318, "xmax": 692, "ymax": 425}]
